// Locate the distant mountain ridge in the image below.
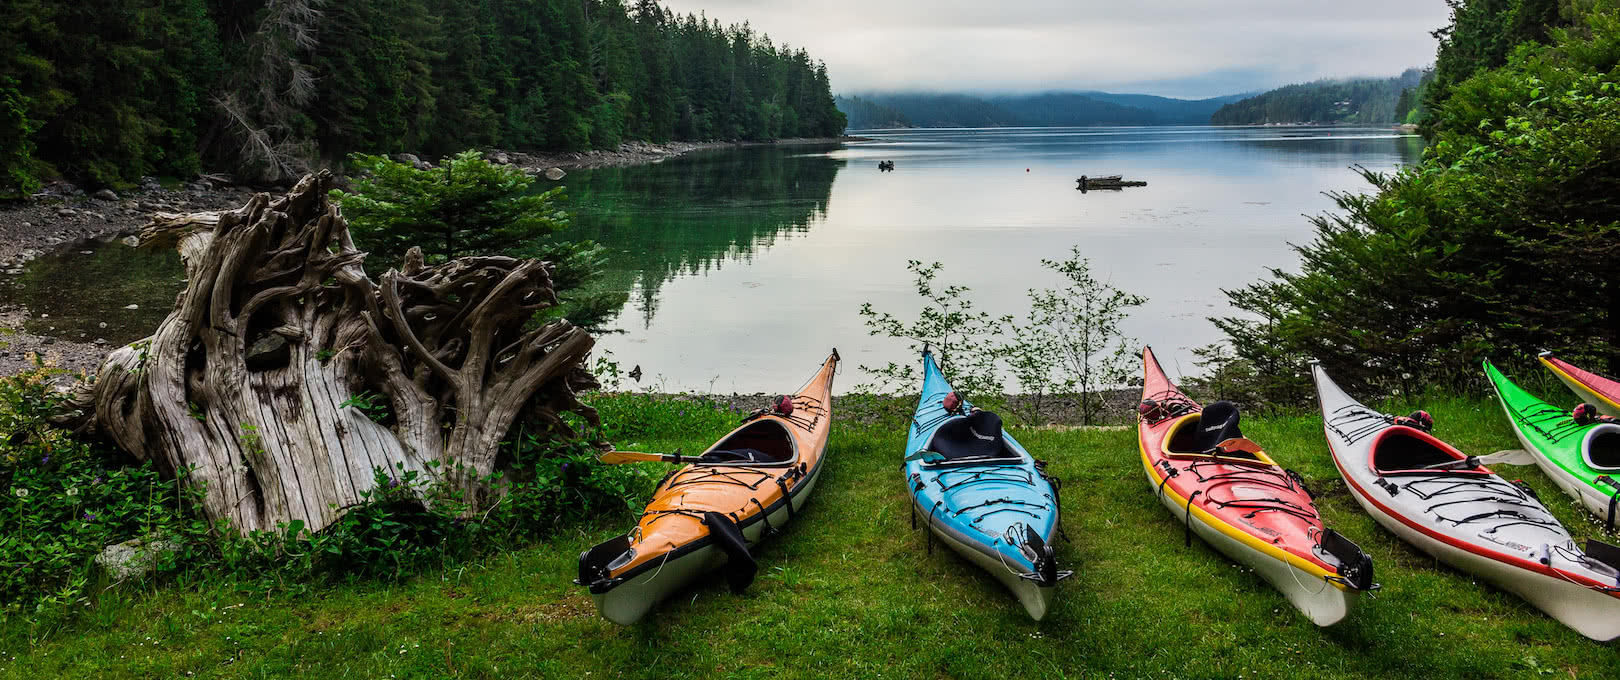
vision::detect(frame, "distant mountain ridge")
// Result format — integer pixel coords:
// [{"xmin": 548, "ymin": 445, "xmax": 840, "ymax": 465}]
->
[{"xmin": 835, "ymin": 91, "xmax": 1253, "ymax": 129}]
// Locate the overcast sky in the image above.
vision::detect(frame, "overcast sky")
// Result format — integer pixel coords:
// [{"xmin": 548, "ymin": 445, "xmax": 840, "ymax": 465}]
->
[{"xmin": 656, "ymin": 0, "xmax": 1454, "ymax": 99}]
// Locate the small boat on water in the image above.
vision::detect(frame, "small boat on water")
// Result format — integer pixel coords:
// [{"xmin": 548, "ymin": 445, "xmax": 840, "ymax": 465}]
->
[
  {"xmin": 903, "ymin": 349, "xmax": 1069, "ymax": 620},
  {"xmin": 1485, "ymin": 360, "xmax": 1620, "ymax": 527},
  {"xmin": 1315, "ymin": 362, "xmax": 1620, "ymax": 641},
  {"xmin": 1137, "ymin": 346, "xmax": 1373, "ymax": 626},
  {"xmin": 576, "ymin": 351, "xmax": 839, "ymax": 625},
  {"xmin": 1077, "ymin": 174, "xmax": 1146, "ymax": 190}
]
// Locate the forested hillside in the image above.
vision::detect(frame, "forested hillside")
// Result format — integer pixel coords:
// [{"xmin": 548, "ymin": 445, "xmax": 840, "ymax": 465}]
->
[
  {"xmin": 834, "ymin": 95, "xmax": 913, "ymax": 129},
  {"xmin": 1210, "ymin": 69, "xmax": 1429, "ymax": 125},
  {"xmin": 856, "ymin": 94, "xmax": 1020, "ymax": 127},
  {"xmin": 844, "ymin": 91, "xmax": 1245, "ymax": 128},
  {"xmin": 0, "ymin": 0, "xmax": 845, "ymax": 192},
  {"xmin": 985, "ymin": 93, "xmax": 1156, "ymax": 126}
]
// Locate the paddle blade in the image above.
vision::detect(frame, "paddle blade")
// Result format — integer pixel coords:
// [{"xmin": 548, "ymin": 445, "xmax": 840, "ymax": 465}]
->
[
  {"xmin": 1477, "ymin": 448, "xmax": 1535, "ymax": 466},
  {"xmin": 1215, "ymin": 437, "xmax": 1264, "ymax": 455},
  {"xmin": 598, "ymin": 450, "xmax": 679, "ymax": 464}
]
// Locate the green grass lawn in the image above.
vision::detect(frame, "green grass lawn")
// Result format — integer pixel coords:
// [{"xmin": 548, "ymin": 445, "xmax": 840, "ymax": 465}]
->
[{"xmin": 4, "ymin": 393, "xmax": 1616, "ymax": 678}]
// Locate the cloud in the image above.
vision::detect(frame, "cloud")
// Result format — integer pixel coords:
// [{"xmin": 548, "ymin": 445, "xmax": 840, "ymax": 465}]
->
[{"xmin": 656, "ymin": 0, "xmax": 1452, "ymax": 98}]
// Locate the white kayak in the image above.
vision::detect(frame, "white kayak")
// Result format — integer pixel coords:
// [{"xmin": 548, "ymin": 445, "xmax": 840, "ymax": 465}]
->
[{"xmin": 1312, "ymin": 362, "xmax": 1620, "ymax": 641}]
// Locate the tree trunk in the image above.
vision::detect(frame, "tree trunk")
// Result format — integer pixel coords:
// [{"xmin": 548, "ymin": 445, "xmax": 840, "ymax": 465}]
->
[{"xmin": 74, "ymin": 171, "xmax": 600, "ymax": 534}]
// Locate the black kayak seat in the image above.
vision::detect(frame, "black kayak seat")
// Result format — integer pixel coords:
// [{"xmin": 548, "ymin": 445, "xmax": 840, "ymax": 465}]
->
[
  {"xmin": 1189, "ymin": 400, "xmax": 1243, "ymax": 452},
  {"xmin": 927, "ymin": 410, "xmax": 1016, "ymax": 461}
]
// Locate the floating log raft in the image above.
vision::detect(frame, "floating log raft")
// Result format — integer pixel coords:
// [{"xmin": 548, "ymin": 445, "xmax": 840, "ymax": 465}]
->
[{"xmin": 1077, "ymin": 175, "xmax": 1146, "ymax": 191}]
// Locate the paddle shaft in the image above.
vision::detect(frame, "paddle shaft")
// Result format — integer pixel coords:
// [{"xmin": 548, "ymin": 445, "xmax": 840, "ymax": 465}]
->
[{"xmin": 598, "ymin": 450, "xmax": 690, "ymax": 464}]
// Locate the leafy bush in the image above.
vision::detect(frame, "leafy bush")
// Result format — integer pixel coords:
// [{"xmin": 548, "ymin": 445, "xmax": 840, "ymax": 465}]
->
[
  {"xmin": 857, "ymin": 260, "xmax": 1011, "ymax": 397},
  {"xmin": 858, "ymin": 252, "xmax": 1147, "ymax": 424},
  {"xmin": 0, "ymin": 361, "xmax": 209, "ymax": 625},
  {"xmin": 1015, "ymin": 247, "xmax": 1145, "ymax": 425},
  {"xmin": 335, "ymin": 150, "xmax": 573, "ymax": 265},
  {"xmin": 332, "ymin": 150, "xmax": 625, "ymax": 330}
]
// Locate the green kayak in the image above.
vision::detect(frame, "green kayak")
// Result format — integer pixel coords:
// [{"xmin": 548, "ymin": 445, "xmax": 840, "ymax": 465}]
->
[{"xmin": 1484, "ymin": 360, "xmax": 1620, "ymax": 528}]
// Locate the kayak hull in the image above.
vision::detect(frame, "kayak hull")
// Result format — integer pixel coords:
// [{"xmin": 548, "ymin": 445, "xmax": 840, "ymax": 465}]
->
[
  {"xmin": 1337, "ymin": 457, "xmax": 1620, "ymax": 641},
  {"xmin": 1485, "ymin": 360, "xmax": 1620, "ymax": 524},
  {"xmin": 592, "ymin": 459, "xmax": 823, "ymax": 625},
  {"xmin": 1139, "ymin": 452, "xmax": 1354, "ymax": 626},
  {"xmin": 914, "ymin": 494, "xmax": 1058, "ymax": 621},
  {"xmin": 1541, "ymin": 353, "xmax": 1620, "ymax": 418},
  {"xmin": 1497, "ymin": 405, "xmax": 1617, "ymax": 520}
]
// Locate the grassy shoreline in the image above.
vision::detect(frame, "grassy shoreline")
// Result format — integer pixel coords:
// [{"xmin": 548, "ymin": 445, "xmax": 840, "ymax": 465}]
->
[{"xmin": 5, "ymin": 393, "xmax": 1616, "ymax": 678}]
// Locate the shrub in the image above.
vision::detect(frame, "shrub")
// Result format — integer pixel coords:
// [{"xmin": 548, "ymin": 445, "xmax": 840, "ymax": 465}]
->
[{"xmin": 0, "ymin": 360, "xmax": 209, "ymax": 625}]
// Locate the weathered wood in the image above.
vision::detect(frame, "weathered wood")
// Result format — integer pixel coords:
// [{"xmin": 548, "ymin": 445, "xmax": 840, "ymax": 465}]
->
[{"xmin": 73, "ymin": 171, "xmax": 599, "ymax": 533}]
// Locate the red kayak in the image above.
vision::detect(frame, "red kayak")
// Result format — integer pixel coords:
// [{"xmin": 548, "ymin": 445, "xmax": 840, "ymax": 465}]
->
[
  {"xmin": 1541, "ymin": 352, "xmax": 1620, "ymax": 418},
  {"xmin": 1136, "ymin": 346, "xmax": 1373, "ymax": 626}
]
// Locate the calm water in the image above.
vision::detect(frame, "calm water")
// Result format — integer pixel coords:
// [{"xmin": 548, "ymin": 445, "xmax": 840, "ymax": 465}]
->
[
  {"xmin": 564, "ymin": 126, "xmax": 1422, "ymax": 392},
  {"xmin": 10, "ymin": 126, "xmax": 1422, "ymax": 392}
]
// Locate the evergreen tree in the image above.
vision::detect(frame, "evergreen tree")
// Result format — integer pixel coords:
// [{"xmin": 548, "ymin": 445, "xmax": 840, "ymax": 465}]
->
[{"xmin": 5, "ymin": 0, "xmax": 847, "ymax": 187}]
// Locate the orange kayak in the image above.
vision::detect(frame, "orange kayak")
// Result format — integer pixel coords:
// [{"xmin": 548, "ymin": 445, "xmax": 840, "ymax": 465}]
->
[{"xmin": 577, "ymin": 351, "xmax": 838, "ymax": 624}]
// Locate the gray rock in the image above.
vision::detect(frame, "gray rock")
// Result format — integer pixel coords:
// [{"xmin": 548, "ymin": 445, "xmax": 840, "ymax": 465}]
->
[
  {"xmin": 392, "ymin": 153, "xmax": 425, "ymax": 169},
  {"xmin": 94, "ymin": 338, "xmax": 108, "ymax": 345},
  {"xmin": 544, "ymin": 167, "xmax": 567, "ymax": 181},
  {"xmin": 492, "ymin": 152, "xmax": 511, "ymax": 165},
  {"xmin": 121, "ymin": 235, "xmax": 141, "ymax": 247},
  {"xmin": 95, "ymin": 537, "xmax": 180, "ymax": 580},
  {"xmin": 245, "ymin": 334, "xmax": 291, "ymax": 371},
  {"xmin": 93, "ymin": 188, "xmax": 119, "ymax": 201},
  {"xmin": 123, "ymin": 304, "xmax": 138, "ymax": 310},
  {"xmin": 41, "ymin": 337, "xmax": 54, "ymax": 345},
  {"xmin": 57, "ymin": 208, "xmax": 76, "ymax": 217}
]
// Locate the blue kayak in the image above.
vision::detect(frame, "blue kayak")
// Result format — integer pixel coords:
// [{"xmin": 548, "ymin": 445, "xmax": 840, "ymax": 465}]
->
[{"xmin": 904, "ymin": 350, "xmax": 1070, "ymax": 620}]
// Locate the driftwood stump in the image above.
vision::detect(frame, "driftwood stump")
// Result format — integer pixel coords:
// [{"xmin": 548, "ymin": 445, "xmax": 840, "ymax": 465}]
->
[{"xmin": 78, "ymin": 171, "xmax": 599, "ymax": 533}]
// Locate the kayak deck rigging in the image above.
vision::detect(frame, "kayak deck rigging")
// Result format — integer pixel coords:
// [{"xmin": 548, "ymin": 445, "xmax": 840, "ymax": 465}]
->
[{"xmin": 1509, "ymin": 401, "xmax": 1589, "ymax": 444}]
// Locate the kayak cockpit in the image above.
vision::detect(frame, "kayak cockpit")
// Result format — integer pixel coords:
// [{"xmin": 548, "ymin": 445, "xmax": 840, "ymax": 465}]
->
[
  {"xmin": 922, "ymin": 410, "xmax": 1021, "ymax": 466},
  {"xmin": 699, "ymin": 419, "xmax": 798, "ymax": 466},
  {"xmin": 1582, "ymin": 424, "xmax": 1620, "ymax": 472},
  {"xmin": 1162, "ymin": 401, "xmax": 1276, "ymax": 465},
  {"xmin": 1371, "ymin": 427, "xmax": 1487, "ymax": 475}
]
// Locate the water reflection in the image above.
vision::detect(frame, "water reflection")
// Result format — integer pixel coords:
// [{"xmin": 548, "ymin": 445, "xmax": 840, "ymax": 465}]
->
[
  {"xmin": 7, "ymin": 242, "xmax": 182, "ymax": 345},
  {"xmin": 558, "ymin": 145, "xmax": 846, "ymax": 328}
]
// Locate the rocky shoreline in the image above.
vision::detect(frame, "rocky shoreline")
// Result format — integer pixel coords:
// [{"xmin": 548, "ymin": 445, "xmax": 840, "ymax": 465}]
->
[
  {"xmin": 0, "ymin": 137, "xmax": 867, "ymax": 378},
  {"xmin": 495, "ymin": 136, "xmax": 865, "ymax": 173},
  {"xmin": 1, "ymin": 180, "xmax": 252, "ymax": 378}
]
